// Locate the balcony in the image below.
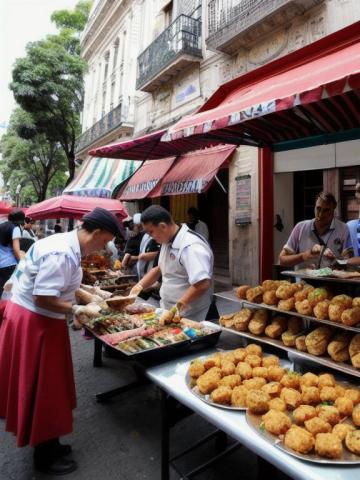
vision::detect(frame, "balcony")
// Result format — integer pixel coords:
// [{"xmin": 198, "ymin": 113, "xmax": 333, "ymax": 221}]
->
[
  {"xmin": 136, "ymin": 15, "xmax": 202, "ymax": 93},
  {"xmin": 206, "ymin": 0, "xmax": 324, "ymax": 54},
  {"xmin": 75, "ymin": 102, "xmax": 133, "ymax": 154}
]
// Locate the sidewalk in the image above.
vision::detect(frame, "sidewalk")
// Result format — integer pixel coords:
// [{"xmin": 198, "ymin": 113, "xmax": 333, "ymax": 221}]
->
[{"xmin": 0, "ymin": 299, "xmax": 286, "ymax": 480}]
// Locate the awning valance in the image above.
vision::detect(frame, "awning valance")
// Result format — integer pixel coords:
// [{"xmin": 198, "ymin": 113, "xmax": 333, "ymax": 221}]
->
[
  {"xmin": 118, "ymin": 157, "xmax": 176, "ymax": 200},
  {"xmin": 64, "ymin": 157, "xmax": 140, "ymax": 197},
  {"xmin": 162, "ymin": 22, "xmax": 360, "ymax": 146},
  {"xmin": 119, "ymin": 145, "xmax": 236, "ymax": 200}
]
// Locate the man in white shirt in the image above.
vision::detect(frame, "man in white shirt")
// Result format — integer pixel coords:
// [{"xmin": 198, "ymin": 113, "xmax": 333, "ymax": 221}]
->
[
  {"xmin": 187, "ymin": 207, "xmax": 209, "ymax": 241},
  {"xmin": 130, "ymin": 205, "xmax": 214, "ymax": 321}
]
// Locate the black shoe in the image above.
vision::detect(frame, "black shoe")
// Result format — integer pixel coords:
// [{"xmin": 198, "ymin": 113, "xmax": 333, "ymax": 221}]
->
[
  {"xmin": 34, "ymin": 457, "xmax": 77, "ymax": 476},
  {"xmin": 56, "ymin": 443, "xmax": 72, "ymax": 456}
]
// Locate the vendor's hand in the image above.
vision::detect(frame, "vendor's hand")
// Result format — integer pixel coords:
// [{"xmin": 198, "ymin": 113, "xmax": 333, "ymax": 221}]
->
[
  {"xmin": 175, "ymin": 301, "xmax": 188, "ymax": 318},
  {"xmin": 129, "ymin": 283, "xmax": 143, "ymax": 297},
  {"xmin": 311, "ymin": 244, "xmax": 322, "ymax": 255},
  {"xmin": 302, "ymin": 249, "xmax": 318, "ymax": 262},
  {"xmin": 324, "ymin": 247, "xmax": 335, "ymax": 259}
]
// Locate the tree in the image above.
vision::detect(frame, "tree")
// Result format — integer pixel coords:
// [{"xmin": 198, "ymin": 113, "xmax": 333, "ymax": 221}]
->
[
  {"xmin": 9, "ymin": 1, "xmax": 92, "ymax": 185},
  {"xmin": 0, "ymin": 108, "xmax": 67, "ymax": 203}
]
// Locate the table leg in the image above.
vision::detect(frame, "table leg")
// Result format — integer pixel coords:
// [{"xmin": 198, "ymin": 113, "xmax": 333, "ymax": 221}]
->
[
  {"xmin": 93, "ymin": 337, "xmax": 103, "ymax": 367},
  {"xmin": 160, "ymin": 389, "xmax": 170, "ymax": 480}
]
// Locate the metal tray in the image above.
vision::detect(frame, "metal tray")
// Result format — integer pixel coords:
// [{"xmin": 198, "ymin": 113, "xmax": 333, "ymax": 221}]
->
[
  {"xmin": 220, "ymin": 326, "xmax": 360, "ymax": 379},
  {"xmin": 282, "ymin": 269, "xmax": 360, "ymax": 285},
  {"xmin": 185, "ymin": 352, "xmax": 292, "ymax": 411},
  {"xmin": 246, "ymin": 411, "xmax": 360, "ymax": 464},
  {"xmin": 97, "ymin": 321, "xmax": 222, "ymax": 363},
  {"xmin": 185, "ymin": 371, "xmax": 246, "ymax": 411}
]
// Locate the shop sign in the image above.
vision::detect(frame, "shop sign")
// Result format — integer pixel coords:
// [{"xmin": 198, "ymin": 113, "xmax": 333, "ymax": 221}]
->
[
  {"xmin": 162, "ymin": 178, "xmax": 206, "ymax": 194},
  {"xmin": 235, "ymin": 175, "xmax": 251, "ymax": 225},
  {"xmin": 123, "ymin": 179, "xmax": 158, "ymax": 195}
]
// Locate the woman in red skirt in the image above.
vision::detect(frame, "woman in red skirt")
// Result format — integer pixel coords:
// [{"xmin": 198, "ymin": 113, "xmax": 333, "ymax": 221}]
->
[{"xmin": 0, "ymin": 208, "xmax": 121, "ymax": 475}]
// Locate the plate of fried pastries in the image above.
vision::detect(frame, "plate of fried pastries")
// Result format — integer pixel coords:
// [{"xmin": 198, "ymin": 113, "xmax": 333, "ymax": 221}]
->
[
  {"xmin": 186, "ymin": 346, "xmax": 291, "ymax": 411},
  {"xmin": 245, "ymin": 371, "xmax": 360, "ymax": 463}
]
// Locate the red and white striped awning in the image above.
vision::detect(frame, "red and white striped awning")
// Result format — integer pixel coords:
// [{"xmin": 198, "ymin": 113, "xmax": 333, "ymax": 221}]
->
[
  {"xmin": 118, "ymin": 145, "xmax": 236, "ymax": 200},
  {"xmin": 162, "ymin": 22, "xmax": 360, "ymax": 146}
]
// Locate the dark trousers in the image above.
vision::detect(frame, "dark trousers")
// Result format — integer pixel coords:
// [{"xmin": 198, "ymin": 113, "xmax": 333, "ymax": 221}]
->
[{"xmin": 0, "ymin": 265, "xmax": 16, "ymax": 297}]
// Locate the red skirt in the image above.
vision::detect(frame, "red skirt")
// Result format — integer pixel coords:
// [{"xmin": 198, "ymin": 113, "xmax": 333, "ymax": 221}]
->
[
  {"xmin": 0, "ymin": 301, "xmax": 76, "ymax": 447},
  {"xmin": 0, "ymin": 300, "xmax": 7, "ymax": 327}
]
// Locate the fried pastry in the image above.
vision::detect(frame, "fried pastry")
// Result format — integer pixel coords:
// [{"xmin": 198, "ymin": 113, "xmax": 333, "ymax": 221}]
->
[
  {"xmin": 284, "ymin": 426, "xmax": 315, "ymax": 454},
  {"xmin": 261, "ymin": 355, "xmax": 280, "ymax": 368},
  {"xmin": 332, "ymin": 423, "xmax": 355, "ymax": 442},
  {"xmin": 301, "ymin": 386, "xmax": 321, "ymax": 405},
  {"xmin": 248, "ymin": 312, "xmax": 268, "ymax": 335},
  {"xmin": 262, "ymin": 381, "xmax": 282, "ymax": 398},
  {"xmin": 315, "ymin": 433, "xmax": 342, "ymax": 459},
  {"xmin": 252, "ymin": 367, "xmax": 268, "ymax": 379},
  {"xmin": 247, "ymin": 390, "xmax": 270, "ymax": 414},
  {"xmin": 294, "ymin": 285, "xmax": 314, "ymax": 302},
  {"xmin": 345, "ymin": 430, "xmax": 360, "ymax": 455},
  {"xmin": 331, "ymin": 294, "xmax": 353, "ymax": 309},
  {"xmin": 313, "ymin": 300, "xmax": 330, "ymax": 320},
  {"xmin": 300, "ymin": 372, "xmax": 319, "ymax": 387},
  {"xmin": 341, "ymin": 307, "xmax": 360, "ymax": 326},
  {"xmin": 211, "ymin": 386, "xmax": 232, "ymax": 405},
  {"xmin": 219, "ymin": 313, "xmax": 236, "ymax": 328},
  {"xmin": 262, "ymin": 280, "xmax": 281, "ymax": 291},
  {"xmin": 328, "ymin": 303, "xmax": 346, "ymax": 322},
  {"xmin": 246, "ymin": 286, "xmax": 263, "ymax": 303},
  {"xmin": 265, "ymin": 324, "xmax": 283, "ymax": 339},
  {"xmin": 319, "ymin": 386, "xmax": 338, "ymax": 402},
  {"xmin": 235, "ymin": 362, "xmax": 253, "ymax": 379},
  {"xmin": 263, "ymin": 290, "xmax": 278, "ymax": 305},
  {"xmin": 243, "ymin": 377, "xmax": 267, "ymax": 390},
  {"xmin": 236, "ymin": 285, "xmax": 251, "ymax": 299},
  {"xmin": 231, "ymin": 385, "xmax": 248, "ymax": 407},
  {"xmin": 317, "ymin": 405, "xmax": 340, "ymax": 426},
  {"xmin": 275, "ymin": 283, "xmax": 297, "ymax": 300},
  {"xmin": 352, "ymin": 404, "xmax": 360, "ymax": 426},
  {"xmin": 233, "ymin": 348, "xmax": 247, "ymax": 364},
  {"xmin": 203, "ymin": 356, "xmax": 221, "ymax": 370},
  {"xmin": 233, "ymin": 309, "xmax": 253, "ymax": 331},
  {"xmin": 307, "ymin": 288, "xmax": 331, "ymax": 307},
  {"xmin": 293, "ymin": 405, "xmax": 317, "ymax": 425},
  {"xmin": 318, "ymin": 373, "xmax": 336, "ymax": 388},
  {"xmin": 244, "ymin": 354, "xmax": 262, "ymax": 368},
  {"xmin": 219, "ymin": 374, "xmax": 241, "ymax": 389},
  {"xmin": 295, "ymin": 335, "xmax": 307, "ymax": 352},
  {"xmin": 295, "ymin": 299, "xmax": 313, "ymax": 316},
  {"xmin": 267, "ymin": 366, "xmax": 286, "ymax": 382},
  {"xmin": 305, "ymin": 327, "xmax": 332, "ymax": 356},
  {"xmin": 327, "ymin": 333, "xmax": 351, "ymax": 362},
  {"xmin": 334, "ymin": 397, "xmax": 353, "ymax": 417},
  {"xmin": 268, "ymin": 397, "xmax": 287, "ymax": 412},
  {"xmin": 349, "ymin": 333, "xmax": 360, "ymax": 368},
  {"xmin": 189, "ymin": 360, "xmax": 205, "ymax": 378},
  {"xmin": 262, "ymin": 409, "xmax": 291, "ymax": 435},
  {"xmin": 352, "ymin": 297, "xmax": 360, "ymax": 308},
  {"xmin": 197, "ymin": 372, "xmax": 221, "ymax": 395},
  {"xmin": 278, "ymin": 297, "xmax": 295, "ymax": 312},
  {"xmin": 280, "ymin": 387, "xmax": 301, "ymax": 409},
  {"xmin": 282, "ymin": 330, "xmax": 301, "ymax": 347},
  {"xmin": 245, "ymin": 343, "xmax": 263, "ymax": 357},
  {"xmin": 287, "ymin": 317, "xmax": 303, "ymax": 334},
  {"xmin": 281, "ymin": 373, "xmax": 300, "ymax": 390},
  {"xmin": 220, "ymin": 361, "xmax": 236, "ymax": 376},
  {"xmin": 304, "ymin": 417, "xmax": 332, "ymax": 435}
]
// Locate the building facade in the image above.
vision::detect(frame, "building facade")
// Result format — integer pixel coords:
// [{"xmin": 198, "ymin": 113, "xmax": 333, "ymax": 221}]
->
[{"xmin": 77, "ymin": 0, "xmax": 360, "ymax": 286}]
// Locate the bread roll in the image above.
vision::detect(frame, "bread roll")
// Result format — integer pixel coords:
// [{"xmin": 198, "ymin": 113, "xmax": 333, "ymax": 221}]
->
[
  {"xmin": 305, "ymin": 327, "xmax": 332, "ymax": 356},
  {"xmin": 349, "ymin": 334, "xmax": 360, "ymax": 368},
  {"xmin": 327, "ymin": 333, "xmax": 351, "ymax": 362}
]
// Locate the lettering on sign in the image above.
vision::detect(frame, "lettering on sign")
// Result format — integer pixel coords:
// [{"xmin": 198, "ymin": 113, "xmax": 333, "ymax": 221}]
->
[
  {"xmin": 124, "ymin": 180, "xmax": 158, "ymax": 195},
  {"xmin": 235, "ymin": 175, "xmax": 251, "ymax": 225},
  {"xmin": 162, "ymin": 179, "xmax": 207, "ymax": 194}
]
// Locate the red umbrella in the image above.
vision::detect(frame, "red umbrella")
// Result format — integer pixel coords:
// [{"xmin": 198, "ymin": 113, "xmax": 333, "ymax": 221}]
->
[
  {"xmin": 0, "ymin": 201, "xmax": 11, "ymax": 215},
  {"xmin": 26, "ymin": 195, "xmax": 128, "ymax": 221}
]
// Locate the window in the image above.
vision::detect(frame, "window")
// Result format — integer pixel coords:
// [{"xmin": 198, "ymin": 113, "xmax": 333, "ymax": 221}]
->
[
  {"xmin": 103, "ymin": 51, "xmax": 110, "ymax": 81},
  {"xmin": 113, "ymin": 38, "xmax": 119, "ymax": 69},
  {"xmin": 164, "ymin": 1, "xmax": 173, "ymax": 27}
]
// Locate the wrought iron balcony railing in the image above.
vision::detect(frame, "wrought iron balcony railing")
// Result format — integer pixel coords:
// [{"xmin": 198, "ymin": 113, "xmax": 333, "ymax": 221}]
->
[
  {"xmin": 207, "ymin": 0, "xmax": 323, "ymax": 53},
  {"xmin": 136, "ymin": 14, "xmax": 202, "ymax": 91},
  {"xmin": 75, "ymin": 102, "xmax": 132, "ymax": 153}
]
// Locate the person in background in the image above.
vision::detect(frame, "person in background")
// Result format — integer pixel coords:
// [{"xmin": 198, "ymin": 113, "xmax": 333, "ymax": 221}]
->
[
  {"xmin": 0, "ymin": 209, "xmax": 25, "ymax": 296},
  {"xmin": 342, "ymin": 183, "xmax": 360, "ymax": 266},
  {"xmin": 121, "ymin": 213, "xmax": 145, "ymax": 271},
  {"xmin": 23, "ymin": 216, "xmax": 38, "ymax": 240},
  {"xmin": 130, "ymin": 206, "xmax": 215, "ymax": 321},
  {"xmin": 279, "ymin": 192, "xmax": 351, "ymax": 270},
  {"xmin": 0, "ymin": 207, "xmax": 121, "ymax": 475},
  {"xmin": 187, "ymin": 207, "xmax": 209, "ymax": 241},
  {"xmin": 54, "ymin": 222, "xmax": 62, "ymax": 233},
  {"xmin": 137, "ymin": 232, "xmax": 160, "ymax": 280}
]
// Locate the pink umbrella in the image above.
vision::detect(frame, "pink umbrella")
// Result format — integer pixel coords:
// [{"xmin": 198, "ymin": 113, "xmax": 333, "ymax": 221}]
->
[
  {"xmin": 0, "ymin": 201, "xmax": 12, "ymax": 215},
  {"xmin": 26, "ymin": 195, "xmax": 128, "ymax": 221}
]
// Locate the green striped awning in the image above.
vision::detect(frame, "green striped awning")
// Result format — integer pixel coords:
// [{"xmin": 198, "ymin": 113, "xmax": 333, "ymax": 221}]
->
[{"xmin": 64, "ymin": 157, "xmax": 141, "ymax": 198}]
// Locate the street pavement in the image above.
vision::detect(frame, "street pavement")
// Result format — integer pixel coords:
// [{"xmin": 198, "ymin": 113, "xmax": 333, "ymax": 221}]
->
[{"xmin": 0, "ymin": 298, "xmax": 290, "ymax": 480}]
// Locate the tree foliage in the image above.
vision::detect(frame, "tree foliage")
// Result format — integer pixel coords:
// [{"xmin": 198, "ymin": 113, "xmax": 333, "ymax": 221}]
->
[
  {"xmin": 9, "ymin": 1, "xmax": 92, "ymax": 185},
  {"xmin": 0, "ymin": 108, "xmax": 67, "ymax": 203}
]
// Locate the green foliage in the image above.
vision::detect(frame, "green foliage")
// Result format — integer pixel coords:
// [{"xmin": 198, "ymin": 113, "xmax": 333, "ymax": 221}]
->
[
  {"xmin": 9, "ymin": 1, "xmax": 92, "ymax": 185},
  {"xmin": 0, "ymin": 108, "xmax": 67, "ymax": 203}
]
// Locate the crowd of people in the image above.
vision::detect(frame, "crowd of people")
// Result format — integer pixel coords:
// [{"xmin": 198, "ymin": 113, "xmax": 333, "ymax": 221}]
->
[{"xmin": 2, "ymin": 192, "xmax": 360, "ymax": 475}]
